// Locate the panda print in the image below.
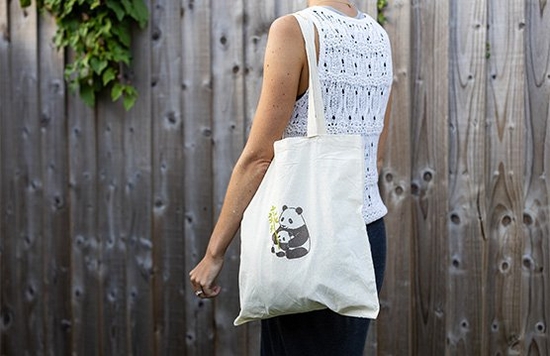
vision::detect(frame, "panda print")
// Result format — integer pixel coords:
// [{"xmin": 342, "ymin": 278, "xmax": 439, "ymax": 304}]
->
[{"xmin": 271, "ymin": 205, "xmax": 311, "ymax": 259}]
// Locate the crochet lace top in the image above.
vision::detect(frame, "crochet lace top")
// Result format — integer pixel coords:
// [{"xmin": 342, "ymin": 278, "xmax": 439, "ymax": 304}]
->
[{"xmin": 285, "ymin": 6, "xmax": 393, "ymax": 224}]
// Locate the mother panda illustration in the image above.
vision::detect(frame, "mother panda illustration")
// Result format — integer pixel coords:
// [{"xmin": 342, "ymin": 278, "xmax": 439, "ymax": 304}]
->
[{"xmin": 271, "ymin": 205, "xmax": 310, "ymax": 259}]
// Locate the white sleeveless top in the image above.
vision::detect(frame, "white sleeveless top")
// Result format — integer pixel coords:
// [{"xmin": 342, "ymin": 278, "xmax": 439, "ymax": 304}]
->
[{"xmin": 284, "ymin": 6, "xmax": 393, "ymax": 224}]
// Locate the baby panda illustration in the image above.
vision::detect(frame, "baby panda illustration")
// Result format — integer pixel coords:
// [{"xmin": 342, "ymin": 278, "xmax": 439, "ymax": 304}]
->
[{"xmin": 271, "ymin": 205, "xmax": 310, "ymax": 259}]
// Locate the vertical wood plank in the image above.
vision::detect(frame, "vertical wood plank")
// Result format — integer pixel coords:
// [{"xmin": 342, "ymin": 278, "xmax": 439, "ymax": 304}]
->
[
  {"xmin": 356, "ymin": 0, "xmax": 378, "ymax": 18},
  {"xmin": 0, "ymin": 0, "xmax": 10, "ymax": 353},
  {"xmin": 410, "ymin": 0, "xmax": 450, "ymax": 354},
  {"xmin": 374, "ymin": 0, "xmax": 413, "ymax": 355},
  {"xmin": 210, "ymin": 0, "xmax": 247, "ymax": 355},
  {"xmin": 38, "ymin": 9, "xmax": 71, "ymax": 356},
  {"xmin": 243, "ymin": 1, "xmax": 277, "ymax": 352},
  {"xmin": 523, "ymin": 0, "xmax": 550, "ymax": 355},
  {"xmin": 97, "ymin": 99, "xmax": 128, "ymax": 355},
  {"xmin": 485, "ymin": 0, "xmax": 526, "ymax": 354},
  {"xmin": 150, "ymin": 0, "xmax": 185, "ymax": 354},
  {"xmin": 243, "ymin": 0, "xmax": 275, "ymax": 133},
  {"xmin": 124, "ymin": 1, "xmax": 155, "ymax": 354},
  {"xmin": 182, "ymin": 1, "xmax": 216, "ymax": 355},
  {"xmin": 447, "ymin": 0, "xmax": 488, "ymax": 355},
  {"xmin": 68, "ymin": 68, "xmax": 101, "ymax": 356},
  {"xmin": 3, "ymin": 3, "xmax": 44, "ymax": 354},
  {"xmin": 275, "ymin": 0, "xmax": 302, "ymax": 16}
]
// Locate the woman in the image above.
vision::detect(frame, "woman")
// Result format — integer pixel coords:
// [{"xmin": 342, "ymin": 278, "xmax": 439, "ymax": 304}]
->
[{"xmin": 189, "ymin": 0, "xmax": 392, "ymax": 354}]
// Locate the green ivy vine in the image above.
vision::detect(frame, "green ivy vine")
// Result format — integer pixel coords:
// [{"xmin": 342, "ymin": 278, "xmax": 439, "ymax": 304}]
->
[
  {"xmin": 377, "ymin": 0, "xmax": 389, "ymax": 25},
  {"xmin": 20, "ymin": 0, "xmax": 149, "ymax": 110}
]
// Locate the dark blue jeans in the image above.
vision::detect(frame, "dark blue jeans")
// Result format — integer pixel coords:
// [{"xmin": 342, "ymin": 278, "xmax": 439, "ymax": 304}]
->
[{"xmin": 260, "ymin": 218, "xmax": 387, "ymax": 356}]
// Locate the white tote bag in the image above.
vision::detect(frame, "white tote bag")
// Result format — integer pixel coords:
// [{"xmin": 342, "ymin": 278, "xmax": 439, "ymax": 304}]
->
[{"xmin": 234, "ymin": 10, "xmax": 379, "ymax": 326}]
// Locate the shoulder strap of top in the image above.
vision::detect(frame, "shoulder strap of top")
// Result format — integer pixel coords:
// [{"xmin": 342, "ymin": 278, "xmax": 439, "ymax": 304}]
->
[{"xmin": 292, "ymin": 10, "xmax": 327, "ymax": 137}]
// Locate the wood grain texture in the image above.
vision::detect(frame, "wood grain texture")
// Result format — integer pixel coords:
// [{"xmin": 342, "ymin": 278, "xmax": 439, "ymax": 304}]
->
[
  {"xmin": 0, "ymin": 0, "xmax": 8, "ymax": 350},
  {"xmin": 485, "ymin": 0, "xmax": 526, "ymax": 354},
  {"xmin": 67, "ymin": 60, "xmax": 101, "ymax": 356},
  {"xmin": 447, "ymin": 0, "xmax": 488, "ymax": 354},
  {"xmin": 4, "ymin": 3, "xmax": 44, "ymax": 354},
  {"xmin": 410, "ymin": 0, "xmax": 450, "ymax": 354},
  {"xmin": 182, "ymin": 1, "xmax": 215, "ymax": 354},
  {"xmin": 123, "ymin": 1, "xmax": 155, "ymax": 354},
  {"xmin": 275, "ymin": 0, "xmax": 301, "ymax": 16},
  {"xmin": 211, "ymin": 1, "xmax": 247, "ymax": 355},
  {"xmin": 0, "ymin": 0, "xmax": 11, "ymax": 353},
  {"xmin": 374, "ymin": 0, "xmax": 413, "ymax": 355},
  {"xmin": 356, "ymin": 0, "xmax": 378, "ymax": 19},
  {"xmin": 243, "ymin": 0, "xmax": 275, "ymax": 134},
  {"xmin": 97, "ymin": 96, "xmax": 128, "ymax": 355},
  {"xmin": 38, "ymin": 9, "xmax": 71, "ymax": 356},
  {"xmin": 523, "ymin": 0, "xmax": 550, "ymax": 355},
  {"xmin": 150, "ymin": 0, "xmax": 185, "ymax": 354}
]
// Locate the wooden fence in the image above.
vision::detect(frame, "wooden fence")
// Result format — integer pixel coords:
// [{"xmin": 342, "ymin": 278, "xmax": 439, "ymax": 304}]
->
[{"xmin": 1, "ymin": 0, "xmax": 549, "ymax": 355}]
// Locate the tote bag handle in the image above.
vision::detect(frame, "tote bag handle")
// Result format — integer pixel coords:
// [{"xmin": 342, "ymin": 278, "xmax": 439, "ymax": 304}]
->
[{"xmin": 294, "ymin": 12, "xmax": 327, "ymax": 137}]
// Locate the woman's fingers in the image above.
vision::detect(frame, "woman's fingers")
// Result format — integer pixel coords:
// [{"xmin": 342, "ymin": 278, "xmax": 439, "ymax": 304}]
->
[
  {"xmin": 189, "ymin": 257, "xmax": 224, "ymax": 298},
  {"xmin": 192, "ymin": 284, "xmax": 221, "ymax": 299},
  {"xmin": 199, "ymin": 285, "xmax": 221, "ymax": 298}
]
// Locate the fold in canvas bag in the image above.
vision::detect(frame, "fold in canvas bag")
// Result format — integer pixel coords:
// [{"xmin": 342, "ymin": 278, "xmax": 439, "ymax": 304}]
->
[{"xmin": 234, "ymin": 10, "xmax": 379, "ymax": 326}]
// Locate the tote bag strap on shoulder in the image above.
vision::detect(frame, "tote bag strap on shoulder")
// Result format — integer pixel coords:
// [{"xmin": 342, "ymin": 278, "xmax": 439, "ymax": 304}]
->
[{"xmin": 293, "ymin": 11, "xmax": 327, "ymax": 137}]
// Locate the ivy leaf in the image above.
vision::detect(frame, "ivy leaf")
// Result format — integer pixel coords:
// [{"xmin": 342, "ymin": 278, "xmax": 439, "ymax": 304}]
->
[
  {"xmin": 60, "ymin": 0, "xmax": 77, "ymax": 18},
  {"xmin": 131, "ymin": 0, "xmax": 149, "ymax": 29},
  {"xmin": 121, "ymin": 0, "xmax": 132, "ymax": 15},
  {"xmin": 53, "ymin": 32, "xmax": 65, "ymax": 47},
  {"xmin": 123, "ymin": 93, "xmax": 136, "ymax": 111},
  {"xmin": 90, "ymin": 0, "xmax": 100, "ymax": 10},
  {"xmin": 80, "ymin": 83, "xmax": 96, "ymax": 107},
  {"xmin": 112, "ymin": 24, "xmax": 131, "ymax": 47},
  {"xmin": 98, "ymin": 17, "xmax": 113, "ymax": 38},
  {"xmin": 90, "ymin": 57, "xmax": 108, "ymax": 74},
  {"xmin": 121, "ymin": 0, "xmax": 148, "ymax": 28},
  {"xmin": 68, "ymin": 79, "xmax": 79, "ymax": 94},
  {"xmin": 102, "ymin": 67, "xmax": 116, "ymax": 86},
  {"xmin": 111, "ymin": 82, "xmax": 124, "ymax": 101},
  {"xmin": 377, "ymin": 0, "xmax": 389, "ymax": 25},
  {"xmin": 122, "ymin": 85, "xmax": 138, "ymax": 110},
  {"xmin": 110, "ymin": 45, "xmax": 131, "ymax": 65},
  {"xmin": 105, "ymin": 0, "xmax": 125, "ymax": 21},
  {"xmin": 32, "ymin": 0, "xmax": 148, "ymax": 111}
]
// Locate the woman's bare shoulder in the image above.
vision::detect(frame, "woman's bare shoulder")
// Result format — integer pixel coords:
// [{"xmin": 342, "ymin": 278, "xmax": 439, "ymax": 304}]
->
[{"xmin": 268, "ymin": 14, "xmax": 302, "ymax": 42}]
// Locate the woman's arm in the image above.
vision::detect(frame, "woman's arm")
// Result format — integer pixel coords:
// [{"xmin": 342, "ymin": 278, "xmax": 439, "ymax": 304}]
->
[{"xmin": 189, "ymin": 15, "xmax": 306, "ymax": 298}]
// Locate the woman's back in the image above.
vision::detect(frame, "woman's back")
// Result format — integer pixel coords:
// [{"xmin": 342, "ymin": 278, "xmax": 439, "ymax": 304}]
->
[{"xmin": 285, "ymin": 6, "xmax": 393, "ymax": 223}]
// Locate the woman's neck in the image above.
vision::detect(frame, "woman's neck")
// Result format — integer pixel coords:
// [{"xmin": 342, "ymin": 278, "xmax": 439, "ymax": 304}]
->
[
  {"xmin": 308, "ymin": 0, "xmax": 352, "ymax": 7},
  {"xmin": 308, "ymin": 1, "xmax": 358, "ymax": 17}
]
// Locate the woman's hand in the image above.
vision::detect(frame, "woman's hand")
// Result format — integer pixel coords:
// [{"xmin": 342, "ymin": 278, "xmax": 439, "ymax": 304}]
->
[{"xmin": 189, "ymin": 253, "xmax": 224, "ymax": 298}]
